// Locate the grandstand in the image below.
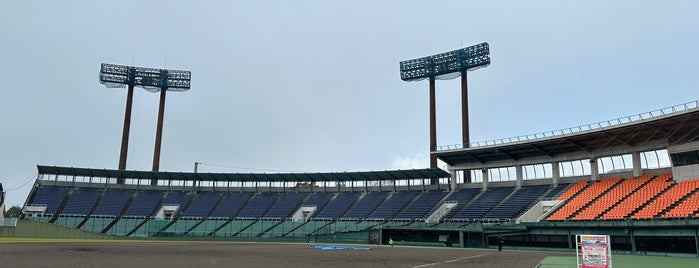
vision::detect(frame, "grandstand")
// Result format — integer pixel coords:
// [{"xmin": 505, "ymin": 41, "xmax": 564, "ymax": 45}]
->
[{"xmin": 11, "ymin": 100, "xmax": 699, "ymax": 256}]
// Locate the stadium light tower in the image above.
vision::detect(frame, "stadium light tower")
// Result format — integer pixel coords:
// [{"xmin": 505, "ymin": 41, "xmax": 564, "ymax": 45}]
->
[
  {"xmin": 400, "ymin": 42, "xmax": 490, "ymax": 169},
  {"xmin": 99, "ymin": 63, "xmax": 191, "ymax": 180}
]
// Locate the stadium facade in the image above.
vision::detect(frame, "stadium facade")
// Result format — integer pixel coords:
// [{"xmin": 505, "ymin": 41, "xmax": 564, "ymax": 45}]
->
[{"xmin": 6, "ymin": 100, "xmax": 699, "ymax": 256}]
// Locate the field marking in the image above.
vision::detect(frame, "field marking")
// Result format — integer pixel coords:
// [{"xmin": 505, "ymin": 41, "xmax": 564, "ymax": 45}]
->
[{"xmin": 411, "ymin": 252, "xmax": 491, "ymax": 268}]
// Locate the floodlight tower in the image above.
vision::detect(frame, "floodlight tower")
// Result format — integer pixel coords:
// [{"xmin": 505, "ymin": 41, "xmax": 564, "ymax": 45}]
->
[
  {"xmin": 99, "ymin": 63, "xmax": 191, "ymax": 181},
  {"xmin": 400, "ymin": 42, "xmax": 490, "ymax": 170}
]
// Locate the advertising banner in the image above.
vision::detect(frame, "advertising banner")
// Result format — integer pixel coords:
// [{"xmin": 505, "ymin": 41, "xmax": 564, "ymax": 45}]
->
[{"xmin": 577, "ymin": 234, "xmax": 612, "ymax": 268}]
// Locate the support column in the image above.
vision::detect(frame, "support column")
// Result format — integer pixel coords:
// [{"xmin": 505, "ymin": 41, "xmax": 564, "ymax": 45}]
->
[
  {"xmin": 117, "ymin": 84, "xmax": 134, "ymax": 184},
  {"xmin": 552, "ymin": 161, "xmax": 560, "ymax": 187},
  {"xmin": 461, "ymin": 72, "xmax": 469, "ymax": 148},
  {"xmin": 515, "ymin": 165, "xmax": 523, "ymax": 189},
  {"xmin": 429, "ymin": 78, "xmax": 437, "ymax": 169},
  {"xmin": 450, "ymin": 169, "xmax": 457, "ymax": 192},
  {"xmin": 482, "ymin": 168, "xmax": 489, "ymax": 190},
  {"xmin": 630, "ymin": 229, "xmax": 637, "ymax": 254},
  {"xmin": 590, "ymin": 157, "xmax": 599, "ymax": 181},
  {"xmin": 428, "ymin": 78, "xmax": 438, "ymax": 185},
  {"xmin": 152, "ymin": 88, "xmax": 167, "ymax": 178},
  {"xmin": 632, "ymin": 151, "xmax": 642, "ymax": 177}
]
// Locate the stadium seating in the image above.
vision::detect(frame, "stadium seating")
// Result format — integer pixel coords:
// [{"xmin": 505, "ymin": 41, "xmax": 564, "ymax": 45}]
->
[
  {"xmin": 181, "ymin": 191, "xmax": 222, "ymax": 218},
  {"xmin": 369, "ymin": 191, "xmax": 418, "ymax": 220},
  {"xmin": 157, "ymin": 191, "xmax": 192, "ymax": 216},
  {"xmin": 343, "ymin": 191, "xmax": 389, "ymax": 219},
  {"xmin": 314, "ymin": 192, "xmax": 361, "ymax": 219},
  {"xmin": 599, "ymin": 173, "xmax": 672, "ymax": 220},
  {"xmin": 573, "ymin": 175, "xmax": 652, "ymax": 220},
  {"xmin": 661, "ymin": 190, "xmax": 699, "ymax": 219},
  {"xmin": 209, "ymin": 192, "xmax": 253, "ymax": 218},
  {"xmin": 633, "ymin": 180, "xmax": 699, "ymax": 219},
  {"xmin": 60, "ymin": 187, "xmax": 101, "ymax": 216},
  {"xmin": 484, "ymin": 185, "xmax": 549, "ymax": 220},
  {"xmin": 450, "ymin": 187, "xmax": 514, "ymax": 221},
  {"xmin": 556, "ymin": 180, "xmax": 588, "ymax": 201},
  {"xmin": 92, "ymin": 189, "xmax": 134, "ymax": 216},
  {"xmin": 264, "ymin": 192, "xmax": 308, "ymax": 219},
  {"xmin": 394, "ymin": 190, "xmax": 449, "ymax": 221},
  {"xmin": 540, "ymin": 183, "xmax": 570, "ymax": 199},
  {"xmin": 442, "ymin": 188, "xmax": 481, "ymax": 219},
  {"xmin": 236, "ymin": 192, "xmax": 278, "ymax": 218},
  {"xmin": 29, "ymin": 186, "xmax": 69, "ymax": 215},
  {"xmin": 301, "ymin": 192, "xmax": 334, "ymax": 217},
  {"xmin": 547, "ymin": 177, "xmax": 622, "ymax": 221},
  {"xmin": 124, "ymin": 190, "xmax": 165, "ymax": 217}
]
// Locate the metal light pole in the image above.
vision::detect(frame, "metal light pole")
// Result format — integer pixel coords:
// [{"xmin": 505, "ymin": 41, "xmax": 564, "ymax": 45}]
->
[
  {"xmin": 99, "ymin": 63, "xmax": 191, "ymax": 184},
  {"xmin": 399, "ymin": 42, "xmax": 490, "ymax": 172}
]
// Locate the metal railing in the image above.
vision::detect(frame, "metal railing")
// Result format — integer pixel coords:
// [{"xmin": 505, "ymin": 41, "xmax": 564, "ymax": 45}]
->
[{"xmin": 438, "ymin": 100, "xmax": 699, "ymax": 150}]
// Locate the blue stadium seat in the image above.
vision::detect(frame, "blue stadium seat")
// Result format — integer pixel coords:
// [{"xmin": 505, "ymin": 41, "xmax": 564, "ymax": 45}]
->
[
  {"xmin": 61, "ymin": 187, "xmax": 101, "ymax": 216},
  {"xmin": 395, "ymin": 190, "xmax": 449, "ymax": 221},
  {"xmin": 209, "ymin": 192, "xmax": 253, "ymax": 219},
  {"xmin": 30, "ymin": 186, "xmax": 69, "ymax": 215},
  {"xmin": 124, "ymin": 190, "xmax": 164, "ymax": 217},
  {"xmin": 92, "ymin": 189, "xmax": 134, "ymax": 216},
  {"xmin": 343, "ymin": 192, "xmax": 389, "ymax": 219},
  {"xmin": 484, "ymin": 185, "xmax": 550, "ymax": 220},
  {"xmin": 369, "ymin": 191, "xmax": 418, "ymax": 220},
  {"xmin": 314, "ymin": 192, "xmax": 360, "ymax": 219},
  {"xmin": 449, "ymin": 187, "xmax": 514, "ymax": 221},
  {"xmin": 264, "ymin": 192, "xmax": 308, "ymax": 219},
  {"xmin": 236, "ymin": 192, "xmax": 279, "ymax": 219},
  {"xmin": 182, "ymin": 191, "xmax": 222, "ymax": 218}
]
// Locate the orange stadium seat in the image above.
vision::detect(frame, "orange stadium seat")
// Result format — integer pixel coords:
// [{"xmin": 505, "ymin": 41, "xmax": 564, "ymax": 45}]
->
[
  {"xmin": 599, "ymin": 173, "xmax": 673, "ymax": 220},
  {"xmin": 574, "ymin": 175, "xmax": 652, "ymax": 220},
  {"xmin": 547, "ymin": 177, "xmax": 621, "ymax": 221},
  {"xmin": 557, "ymin": 180, "xmax": 588, "ymax": 201},
  {"xmin": 631, "ymin": 179, "xmax": 699, "ymax": 219}
]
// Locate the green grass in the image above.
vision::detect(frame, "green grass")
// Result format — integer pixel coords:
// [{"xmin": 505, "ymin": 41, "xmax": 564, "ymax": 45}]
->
[{"xmin": 538, "ymin": 254, "xmax": 699, "ymax": 268}]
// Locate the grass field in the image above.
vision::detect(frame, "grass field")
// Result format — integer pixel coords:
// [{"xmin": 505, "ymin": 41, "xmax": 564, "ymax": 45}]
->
[{"xmin": 538, "ymin": 254, "xmax": 699, "ymax": 268}]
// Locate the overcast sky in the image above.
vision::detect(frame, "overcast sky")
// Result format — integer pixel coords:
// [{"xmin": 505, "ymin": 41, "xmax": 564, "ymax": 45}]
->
[{"xmin": 2, "ymin": 1, "xmax": 699, "ymax": 207}]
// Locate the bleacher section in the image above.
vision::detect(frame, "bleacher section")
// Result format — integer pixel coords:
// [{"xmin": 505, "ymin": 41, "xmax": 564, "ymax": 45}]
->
[
  {"xmin": 28, "ymin": 185, "xmax": 69, "ymax": 216},
  {"xmin": 236, "ymin": 192, "xmax": 278, "ymax": 218},
  {"xmin": 484, "ymin": 185, "xmax": 549, "ymax": 220},
  {"xmin": 369, "ymin": 191, "xmax": 418, "ymax": 220},
  {"xmin": 265, "ymin": 192, "xmax": 308, "ymax": 219},
  {"xmin": 451, "ymin": 187, "xmax": 514, "ymax": 221},
  {"xmin": 22, "ymin": 174, "xmax": 699, "ymax": 239},
  {"xmin": 210, "ymin": 192, "xmax": 252, "ymax": 218},
  {"xmin": 394, "ymin": 190, "xmax": 449, "ymax": 221},
  {"xmin": 342, "ymin": 192, "xmax": 388, "ymax": 219},
  {"xmin": 182, "ymin": 191, "xmax": 221, "ymax": 218},
  {"xmin": 313, "ymin": 192, "xmax": 360, "ymax": 219},
  {"xmin": 632, "ymin": 179, "xmax": 699, "ymax": 219},
  {"xmin": 600, "ymin": 173, "xmax": 673, "ymax": 220},
  {"xmin": 60, "ymin": 187, "xmax": 101, "ymax": 216},
  {"xmin": 92, "ymin": 189, "xmax": 133, "ymax": 216},
  {"xmin": 572, "ymin": 175, "xmax": 653, "ymax": 220},
  {"xmin": 547, "ymin": 177, "xmax": 622, "ymax": 221},
  {"xmin": 124, "ymin": 190, "xmax": 164, "ymax": 217},
  {"xmin": 302, "ymin": 192, "xmax": 334, "ymax": 217}
]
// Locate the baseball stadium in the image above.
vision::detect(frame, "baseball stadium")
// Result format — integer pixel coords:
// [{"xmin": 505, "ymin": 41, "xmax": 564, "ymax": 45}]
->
[{"xmin": 3, "ymin": 53, "xmax": 699, "ymax": 267}]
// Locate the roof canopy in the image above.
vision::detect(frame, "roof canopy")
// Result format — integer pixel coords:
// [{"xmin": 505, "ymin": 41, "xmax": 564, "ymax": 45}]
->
[
  {"xmin": 37, "ymin": 165, "xmax": 449, "ymax": 182},
  {"xmin": 436, "ymin": 102, "xmax": 699, "ymax": 166}
]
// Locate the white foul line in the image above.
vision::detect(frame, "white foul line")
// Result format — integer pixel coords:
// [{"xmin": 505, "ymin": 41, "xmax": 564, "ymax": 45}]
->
[{"xmin": 411, "ymin": 253, "xmax": 491, "ymax": 268}]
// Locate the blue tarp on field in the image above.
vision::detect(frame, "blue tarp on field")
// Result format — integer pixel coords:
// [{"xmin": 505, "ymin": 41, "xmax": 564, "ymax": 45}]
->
[{"xmin": 308, "ymin": 245, "xmax": 372, "ymax": 250}]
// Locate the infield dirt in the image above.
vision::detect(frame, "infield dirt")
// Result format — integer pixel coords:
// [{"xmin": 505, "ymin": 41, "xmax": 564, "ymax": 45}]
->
[{"xmin": 0, "ymin": 241, "xmax": 572, "ymax": 268}]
